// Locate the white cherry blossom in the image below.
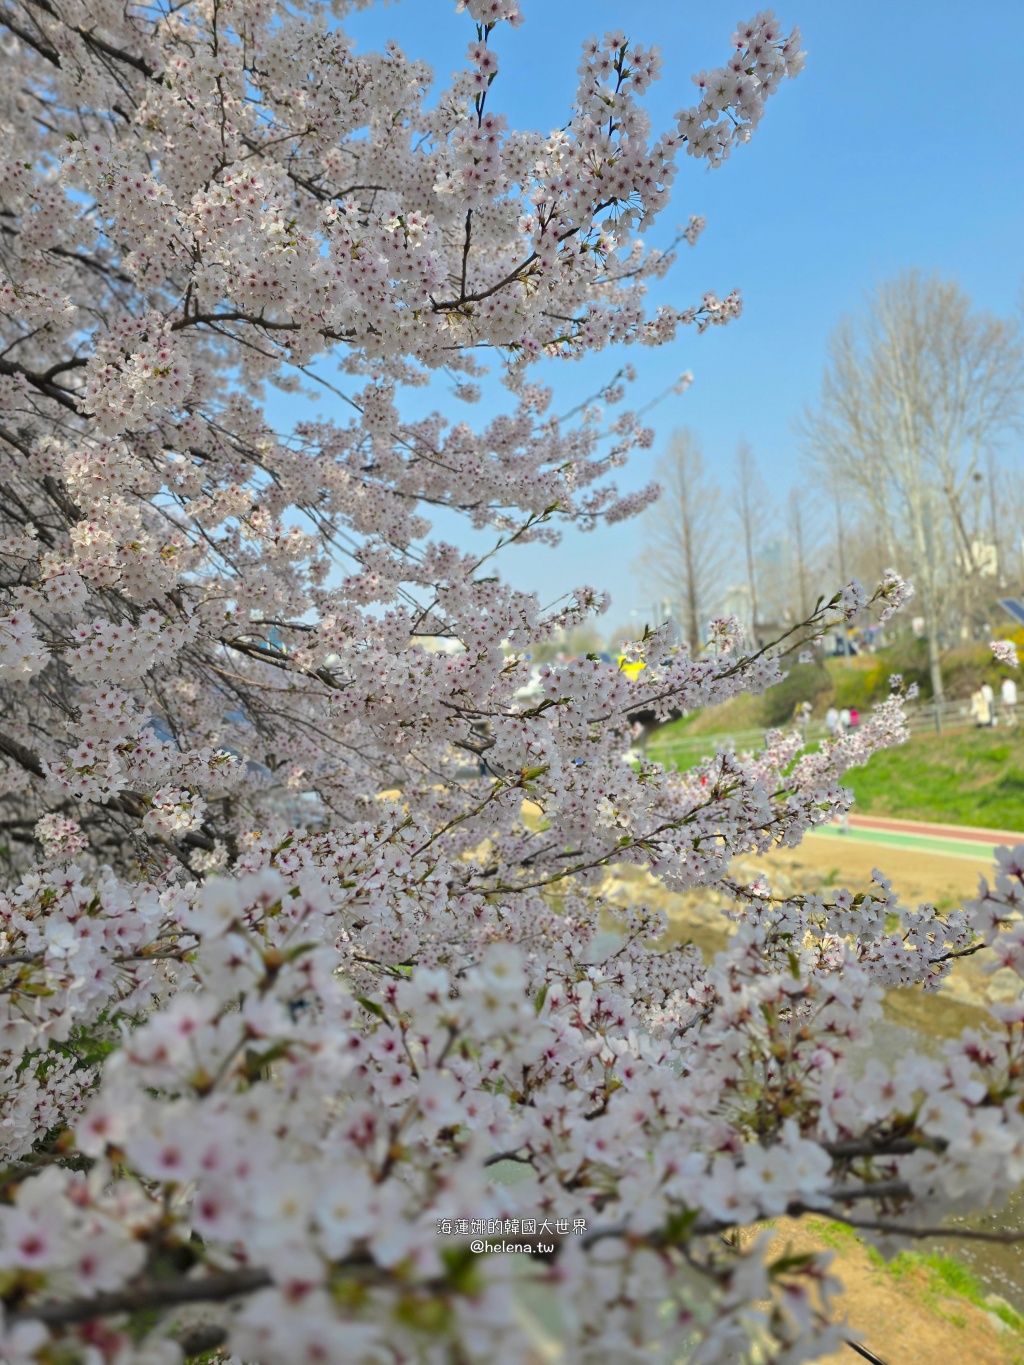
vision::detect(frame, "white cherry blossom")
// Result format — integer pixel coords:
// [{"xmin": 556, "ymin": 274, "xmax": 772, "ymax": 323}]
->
[{"xmin": 0, "ymin": 2, "xmax": 1020, "ymax": 1362}]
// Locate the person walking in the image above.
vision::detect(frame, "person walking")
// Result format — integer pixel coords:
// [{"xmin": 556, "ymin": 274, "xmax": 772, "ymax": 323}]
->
[
  {"xmin": 825, "ymin": 705, "xmax": 839, "ymax": 739},
  {"xmin": 971, "ymin": 687, "xmax": 992, "ymax": 728},
  {"xmin": 981, "ymin": 680, "xmax": 996, "ymax": 727},
  {"xmin": 1002, "ymin": 675, "xmax": 1018, "ymax": 728}
]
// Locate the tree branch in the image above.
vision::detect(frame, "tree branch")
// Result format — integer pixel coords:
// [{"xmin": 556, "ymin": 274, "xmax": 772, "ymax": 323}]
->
[{"xmin": 10, "ymin": 1266, "xmax": 273, "ymax": 1329}]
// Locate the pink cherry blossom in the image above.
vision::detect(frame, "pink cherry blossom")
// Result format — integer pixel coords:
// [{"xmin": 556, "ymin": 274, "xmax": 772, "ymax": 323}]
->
[{"xmin": 0, "ymin": 3, "xmax": 1020, "ymax": 1363}]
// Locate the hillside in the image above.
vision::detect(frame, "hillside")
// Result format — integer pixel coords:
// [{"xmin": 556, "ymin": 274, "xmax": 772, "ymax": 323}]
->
[
  {"xmin": 658, "ymin": 634, "xmax": 1024, "ymax": 739},
  {"xmin": 840, "ymin": 728, "xmax": 1024, "ymax": 831},
  {"xmin": 650, "ymin": 716, "xmax": 1024, "ymax": 833}
]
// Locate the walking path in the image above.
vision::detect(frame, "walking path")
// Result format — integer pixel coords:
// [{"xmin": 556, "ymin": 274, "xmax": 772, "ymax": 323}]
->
[{"xmin": 809, "ymin": 814, "xmax": 1022, "ymax": 861}]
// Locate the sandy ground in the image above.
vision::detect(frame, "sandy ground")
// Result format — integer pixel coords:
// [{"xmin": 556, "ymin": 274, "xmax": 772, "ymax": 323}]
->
[
  {"xmin": 776, "ymin": 831, "xmax": 990, "ymax": 909},
  {"xmin": 760, "ymin": 1218, "xmax": 1022, "ymax": 1365},
  {"xmin": 603, "ymin": 831, "xmax": 1015, "ymax": 1032},
  {"xmin": 604, "ymin": 829, "xmax": 993, "ymax": 937},
  {"xmin": 763, "ymin": 834, "xmax": 1021, "ymax": 1032}
]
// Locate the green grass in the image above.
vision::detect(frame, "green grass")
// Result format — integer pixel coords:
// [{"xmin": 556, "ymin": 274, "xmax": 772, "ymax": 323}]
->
[
  {"xmin": 814, "ymin": 1219, "xmax": 862, "ymax": 1249},
  {"xmin": 807, "ymin": 1221, "xmax": 1024, "ymax": 1338},
  {"xmin": 649, "ymin": 720, "xmax": 1024, "ymax": 832},
  {"xmin": 811, "ymin": 1223, "xmax": 1024, "ymax": 1336},
  {"xmin": 868, "ymin": 1243, "xmax": 1024, "ymax": 1334},
  {"xmin": 839, "ymin": 728, "xmax": 1024, "ymax": 831}
]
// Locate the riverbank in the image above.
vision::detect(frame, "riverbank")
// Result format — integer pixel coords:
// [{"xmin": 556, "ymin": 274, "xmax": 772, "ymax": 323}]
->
[
  {"xmin": 598, "ymin": 833, "xmax": 1024, "ymax": 1358},
  {"xmin": 759, "ymin": 1217, "xmax": 1024, "ymax": 1364}
]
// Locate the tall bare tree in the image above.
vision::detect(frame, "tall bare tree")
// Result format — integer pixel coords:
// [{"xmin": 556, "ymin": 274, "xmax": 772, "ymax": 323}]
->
[
  {"xmin": 993, "ymin": 451, "xmax": 1024, "ymax": 590},
  {"xmin": 984, "ymin": 447, "xmax": 1024, "ymax": 591},
  {"xmin": 787, "ymin": 487, "xmax": 815, "ymax": 623},
  {"xmin": 733, "ymin": 440, "xmax": 768, "ymax": 643},
  {"xmin": 638, "ymin": 430, "xmax": 727, "ymax": 653},
  {"xmin": 802, "ymin": 271, "xmax": 1024, "ymax": 702}
]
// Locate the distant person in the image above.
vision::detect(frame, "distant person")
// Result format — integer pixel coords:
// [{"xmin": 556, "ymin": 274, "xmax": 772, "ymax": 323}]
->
[
  {"xmin": 792, "ymin": 699, "xmax": 811, "ymax": 743},
  {"xmin": 971, "ymin": 687, "xmax": 992, "ymax": 728},
  {"xmin": 981, "ymin": 680, "xmax": 996, "ymax": 727},
  {"xmin": 825, "ymin": 705, "xmax": 839, "ymax": 738},
  {"xmin": 1003, "ymin": 675, "xmax": 1019, "ymax": 727},
  {"xmin": 849, "ymin": 706, "xmax": 859, "ymax": 729},
  {"xmin": 839, "ymin": 707, "xmax": 851, "ymax": 734}
]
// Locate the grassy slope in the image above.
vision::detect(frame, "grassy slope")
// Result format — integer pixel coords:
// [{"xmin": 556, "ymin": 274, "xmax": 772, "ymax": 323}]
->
[
  {"xmin": 667, "ymin": 630, "xmax": 1024, "ymax": 739},
  {"xmin": 841, "ymin": 727, "xmax": 1024, "ymax": 831},
  {"xmin": 790, "ymin": 1218, "xmax": 1024, "ymax": 1362},
  {"xmin": 650, "ymin": 723, "xmax": 1024, "ymax": 833}
]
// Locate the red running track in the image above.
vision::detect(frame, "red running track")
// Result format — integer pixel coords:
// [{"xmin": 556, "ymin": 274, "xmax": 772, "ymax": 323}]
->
[{"xmin": 847, "ymin": 814, "xmax": 1022, "ymax": 845}]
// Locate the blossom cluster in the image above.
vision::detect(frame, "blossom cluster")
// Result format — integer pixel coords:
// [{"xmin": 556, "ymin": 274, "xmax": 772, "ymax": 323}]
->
[
  {"xmin": 992, "ymin": 639, "xmax": 1019, "ymax": 669},
  {"xmin": 0, "ymin": 3, "xmax": 1020, "ymax": 1364}
]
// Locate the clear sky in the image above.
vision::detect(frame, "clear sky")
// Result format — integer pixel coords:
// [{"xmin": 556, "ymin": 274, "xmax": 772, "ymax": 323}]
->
[{"xmin": 287, "ymin": 0, "xmax": 1024, "ymax": 629}]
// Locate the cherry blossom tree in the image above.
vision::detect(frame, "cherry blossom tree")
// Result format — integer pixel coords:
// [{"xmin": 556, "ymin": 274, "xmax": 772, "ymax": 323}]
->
[{"xmin": 0, "ymin": 3, "xmax": 1021, "ymax": 1363}]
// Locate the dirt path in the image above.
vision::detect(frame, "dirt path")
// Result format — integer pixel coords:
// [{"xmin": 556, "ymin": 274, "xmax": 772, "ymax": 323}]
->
[
  {"xmin": 761, "ymin": 1219, "xmax": 1022, "ymax": 1365},
  {"xmin": 771, "ymin": 830, "xmax": 990, "ymax": 908},
  {"xmin": 756, "ymin": 834, "xmax": 1024, "ymax": 1032}
]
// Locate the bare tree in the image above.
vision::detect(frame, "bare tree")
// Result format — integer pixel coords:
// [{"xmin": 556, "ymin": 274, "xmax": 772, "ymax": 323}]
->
[
  {"xmin": 984, "ymin": 450, "xmax": 1003, "ymax": 587},
  {"xmin": 992, "ymin": 449, "xmax": 1024, "ymax": 590},
  {"xmin": 787, "ymin": 487, "xmax": 814, "ymax": 623},
  {"xmin": 733, "ymin": 440, "xmax": 768, "ymax": 643},
  {"xmin": 638, "ymin": 430, "xmax": 727, "ymax": 653},
  {"xmin": 831, "ymin": 489, "xmax": 848, "ymax": 585},
  {"xmin": 802, "ymin": 271, "xmax": 1024, "ymax": 703},
  {"xmin": 984, "ymin": 446, "xmax": 1024, "ymax": 591}
]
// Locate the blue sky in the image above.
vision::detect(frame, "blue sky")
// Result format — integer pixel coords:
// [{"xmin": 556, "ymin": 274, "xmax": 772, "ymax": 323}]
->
[{"xmin": 290, "ymin": 0, "xmax": 1024, "ymax": 629}]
